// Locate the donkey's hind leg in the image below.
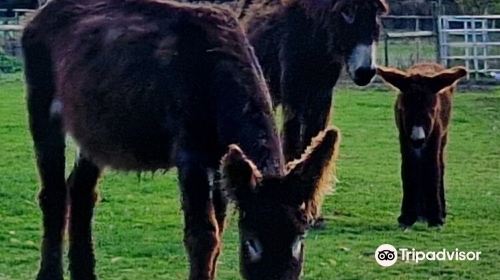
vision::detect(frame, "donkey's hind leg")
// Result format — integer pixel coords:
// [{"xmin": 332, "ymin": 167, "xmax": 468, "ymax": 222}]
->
[
  {"xmin": 67, "ymin": 156, "xmax": 101, "ymax": 280},
  {"xmin": 178, "ymin": 154, "xmax": 220, "ymax": 280},
  {"xmin": 24, "ymin": 32, "xmax": 67, "ymax": 280}
]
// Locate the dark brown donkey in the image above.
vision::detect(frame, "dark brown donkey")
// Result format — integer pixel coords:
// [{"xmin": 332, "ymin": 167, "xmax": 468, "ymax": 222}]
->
[
  {"xmin": 239, "ymin": 0, "xmax": 387, "ymax": 225},
  {"xmin": 241, "ymin": 0, "xmax": 387, "ymax": 160},
  {"xmin": 23, "ymin": 0, "xmax": 339, "ymax": 279},
  {"xmin": 377, "ymin": 63, "xmax": 467, "ymax": 228}
]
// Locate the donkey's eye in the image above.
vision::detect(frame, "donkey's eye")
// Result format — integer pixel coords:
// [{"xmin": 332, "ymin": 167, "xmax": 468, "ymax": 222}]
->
[
  {"xmin": 341, "ymin": 6, "xmax": 357, "ymax": 24},
  {"xmin": 291, "ymin": 235, "xmax": 305, "ymax": 259},
  {"xmin": 244, "ymin": 238, "xmax": 263, "ymax": 263}
]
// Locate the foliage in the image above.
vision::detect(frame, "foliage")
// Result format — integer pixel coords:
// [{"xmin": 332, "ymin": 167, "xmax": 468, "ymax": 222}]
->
[
  {"xmin": 0, "ymin": 51, "xmax": 23, "ymax": 74},
  {"xmin": 455, "ymin": 0, "xmax": 499, "ymax": 14},
  {"xmin": 386, "ymin": 0, "xmax": 500, "ymax": 15},
  {"xmin": 0, "ymin": 79, "xmax": 499, "ymax": 279}
]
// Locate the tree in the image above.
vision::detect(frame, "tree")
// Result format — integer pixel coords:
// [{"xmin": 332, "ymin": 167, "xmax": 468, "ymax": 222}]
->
[
  {"xmin": 455, "ymin": 0, "xmax": 496, "ymax": 14},
  {"xmin": 387, "ymin": 0, "xmax": 462, "ymax": 16}
]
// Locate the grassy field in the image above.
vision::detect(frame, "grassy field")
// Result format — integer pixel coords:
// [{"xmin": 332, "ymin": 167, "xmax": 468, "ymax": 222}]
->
[
  {"xmin": 1, "ymin": 75, "xmax": 499, "ymax": 279},
  {"xmin": 377, "ymin": 38, "xmax": 438, "ymax": 69}
]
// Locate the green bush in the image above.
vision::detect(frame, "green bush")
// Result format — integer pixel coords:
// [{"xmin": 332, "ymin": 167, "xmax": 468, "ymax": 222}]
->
[{"xmin": 0, "ymin": 50, "xmax": 23, "ymax": 73}]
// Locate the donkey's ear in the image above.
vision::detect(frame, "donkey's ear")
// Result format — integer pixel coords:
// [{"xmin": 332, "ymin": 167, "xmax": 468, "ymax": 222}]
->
[
  {"xmin": 221, "ymin": 145, "xmax": 262, "ymax": 204},
  {"xmin": 428, "ymin": 66, "xmax": 467, "ymax": 93},
  {"xmin": 332, "ymin": 0, "xmax": 348, "ymax": 13},
  {"xmin": 286, "ymin": 127, "xmax": 340, "ymax": 205},
  {"xmin": 377, "ymin": 66, "xmax": 410, "ymax": 92},
  {"xmin": 375, "ymin": 0, "xmax": 389, "ymax": 14}
]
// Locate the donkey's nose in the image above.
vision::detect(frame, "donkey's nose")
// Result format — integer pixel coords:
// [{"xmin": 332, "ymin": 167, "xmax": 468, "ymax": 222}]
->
[
  {"xmin": 411, "ymin": 126, "xmax": 426, "ymax": 141},
  {"xmin": 354, "ymin": 67, "xmax": 376, "ymax": 86}
]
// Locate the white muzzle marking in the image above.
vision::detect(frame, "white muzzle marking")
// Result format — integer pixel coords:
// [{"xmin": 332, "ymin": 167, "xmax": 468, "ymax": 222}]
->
[
  {"xmin": 49, "ymin": 99, "xmax": 63, "ymax": 117},
  {"xmin": 246, "ymin": 239, "xmax": 263, "ymax": 263},
  {"xmin": 347, "ymin": 43, "xmax": 375, "ymax": 77},
  {"xmin": 411, "ymin": 126, "xmax": 425, "ymax": 141}
]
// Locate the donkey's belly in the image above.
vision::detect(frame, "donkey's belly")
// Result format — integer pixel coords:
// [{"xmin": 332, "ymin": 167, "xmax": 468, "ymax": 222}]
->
[
  {"xmin": 72, "ymin": 129, "xmax": 175, "ymax": 171},
  {"xmin": 61, "ymin": 100, "xmax": 177, "ymax": 171},
  {"xmin": 71, "ymin": 127, "xmax": 176, "ymax": 171}
]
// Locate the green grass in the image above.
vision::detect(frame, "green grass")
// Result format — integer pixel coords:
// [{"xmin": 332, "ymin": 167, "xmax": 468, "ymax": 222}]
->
[{"xmin": 1, "ymin": 76, "xmax": 499, "ymax": 279}]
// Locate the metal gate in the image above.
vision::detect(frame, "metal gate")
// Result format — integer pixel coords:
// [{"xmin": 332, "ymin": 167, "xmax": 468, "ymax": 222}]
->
[{"xmin": 438, "ymin": 16, "xmax": 500, "ymax": 79}]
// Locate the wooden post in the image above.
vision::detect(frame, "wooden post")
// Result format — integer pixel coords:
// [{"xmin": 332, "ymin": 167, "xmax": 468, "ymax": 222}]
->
[
  {"xmin": 482, "ymin": 19, "xmax": 488, "ymax": 77},
  {"xmin": 432, "ymin": 2, "xmax": 441, "ymax": 64},
  {"xmin": 384, "ymin": 33, "xmax": 389, "ymax": 66}
]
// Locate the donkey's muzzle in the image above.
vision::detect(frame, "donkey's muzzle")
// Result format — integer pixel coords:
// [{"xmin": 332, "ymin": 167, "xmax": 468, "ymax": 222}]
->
[
  {"xmin": 411, "ymin": 139, "xmax": 425, "ymax": 149},
  {"xmin": 353, "ymin": 67, "xmax": 376, "ymax": 86}
]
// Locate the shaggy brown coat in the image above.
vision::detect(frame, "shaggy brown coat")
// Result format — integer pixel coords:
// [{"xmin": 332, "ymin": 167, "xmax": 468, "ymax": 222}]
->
[
  {"xmin": 23, "ymin": 0, "xmax": 339, "ymax": 279},
  {"xmin": 377, "ymin": 63, "xmax": 467, "ymax": 227},
  {"xmin": 240, "ymin": 0, "xmax": 386, "ymax": 155},
  {"xmin": 239, "ymin": 0, "xmax": 386, "ymax": 224}
]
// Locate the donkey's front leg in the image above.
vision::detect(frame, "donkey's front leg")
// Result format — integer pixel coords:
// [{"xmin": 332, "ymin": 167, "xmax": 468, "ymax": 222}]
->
[
  {"xmin": 35, "ymin": 140, "xmax": 67, "ymax": 280},
  {"xmin": 302, "ymin": 86, "xmax": 334, "ymax": 228},
  {"xmin": 423, "ymin": 149, "xmax": 444, "ymax": 227},
  {"xmin": 211, "ymin": 184, "xmax": 227, "ymax": 279},
  {"xmin": 178, "ymin": 158, "xmax": 221, "ymax": 280},
  {"xmin": 398, "ymin": 152, "xmax": 418, "ymax": 228},
  {"xmin": 282, "ymin": 103, "xmax": 304, "ymax": 163},
  {"xmin": 67, "ymin": 156, "xmax": 101, "ymax": 280},
  {"xmin": 439, "ymin": 134, "xmax": 448, "ymax": 219}
]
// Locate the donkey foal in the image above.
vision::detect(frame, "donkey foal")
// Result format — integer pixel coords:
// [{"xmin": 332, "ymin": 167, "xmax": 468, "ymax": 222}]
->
[{"xmin": 377, "ymin": 63, "xmax": 467, "ymax": 228}]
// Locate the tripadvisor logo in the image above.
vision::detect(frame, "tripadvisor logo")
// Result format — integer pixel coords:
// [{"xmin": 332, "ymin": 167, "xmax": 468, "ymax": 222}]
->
[
  {"xmin": 375, "ymin": 244, "xmax": 481, "ymax": 267},
  {"xmin": 375, "ymin": 244, "xmax": 398, "ymax": 267}
]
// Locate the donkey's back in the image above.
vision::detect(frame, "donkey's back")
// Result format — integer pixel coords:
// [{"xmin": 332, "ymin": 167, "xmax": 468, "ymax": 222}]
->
[{"xmin": 23, "ymin": 0, "xmax": 247, "ymax": 170}]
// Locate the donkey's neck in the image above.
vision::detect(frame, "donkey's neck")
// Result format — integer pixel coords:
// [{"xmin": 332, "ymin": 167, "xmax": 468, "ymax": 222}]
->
[
  {"xmin": 213, "ymin": 59, "xmax": 285, "ymax": 176},
  {"xmin": 286, "ymin": 3, "xmax": 343, "ymax": 61}
]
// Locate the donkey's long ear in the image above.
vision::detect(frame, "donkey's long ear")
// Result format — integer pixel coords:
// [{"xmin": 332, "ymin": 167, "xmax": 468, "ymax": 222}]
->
[
  {"xmin": 286, "ymin": 127, "xmax": 340, "ymax": 206},
  {"xmin": 375, "ymin": 0, "xmax": 389, "ymax": 14},
  {"xmin": 221, "ymin": 145, "xmax": 262, "ymax": 205},
  {"xmin": 377, "ymin": 66, "xmax": 409, "ymax": 92},
  {"xmin": 428, "ymin": 66, "xmax": 467, "ymax": 93},
  {"xmin": 377, "ymin": 66, "xmax": 409, "ymax": 91}
]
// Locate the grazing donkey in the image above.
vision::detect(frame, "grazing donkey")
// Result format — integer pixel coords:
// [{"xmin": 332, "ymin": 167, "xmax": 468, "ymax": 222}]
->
[
  {"xmin": 239, "ymin": 0, "xmax": 387, "ymax": 226},
  {"xmin": 377, "ymin": 63, "xmax": 467, "ymax": 227},
  {"xmin": 23, "ymin": 0, "xmax": 339, "ymax": 279}
]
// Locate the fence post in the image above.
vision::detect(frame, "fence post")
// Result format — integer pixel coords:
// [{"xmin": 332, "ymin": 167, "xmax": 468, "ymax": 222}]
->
[
  {"xmin": 384, "ymin": 33, "xmax": 389, "ymax": 66},
  {"xmin": 482, "ymin": 19, "xmax": 488, "ymax": 76},
  {"xmin": 432, "ymin": 2, "xmax": 441, "ymax": 64}
]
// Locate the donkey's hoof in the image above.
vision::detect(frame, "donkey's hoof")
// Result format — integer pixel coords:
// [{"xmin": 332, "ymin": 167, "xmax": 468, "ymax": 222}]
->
[
  {"xmin": 310, "ymin": 216, "xmax": 326, "ymax": 230},
  {"xmin": 36, "ymin": 270, "xmax": 63, "ymax": 280},
  {"xmin": 398, "ymin": 215, "xmax": 416, "ymax": 228},
  {"xmin": 69, "ymin": 269, "xmax": 97, "ymax": 280},
  {"xmin": 399, "ymin": 223, "xmax": 412, "ymax": 231},
  {"xmin": 427, "ymin": 219, "xmax": 444, "ymax": 228}
]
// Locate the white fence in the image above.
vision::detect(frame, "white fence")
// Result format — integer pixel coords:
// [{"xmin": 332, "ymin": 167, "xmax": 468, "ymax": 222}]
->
[
  {"xmin": 381, "ymin": 16, "xmax": 437, "ymax": 67},
  {"xmin": 438, "ymin": 15, "xmax": 500, "ymax": 79},
  {"xmin": 0, "ymin": 9, "xmax": 35, "ymax": 57}
]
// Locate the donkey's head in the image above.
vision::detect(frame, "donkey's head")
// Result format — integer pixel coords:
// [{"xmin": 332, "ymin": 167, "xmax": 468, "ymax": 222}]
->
[
  {"xmin": 221, "ymin": 128, "xmax": 339, "ymax": 280},
  {"xmin": 377, "ymin": 66, "xmax": 467, "ymax": 149},
  {"xmin": 327, "ymin": 0, "xmax": 388, "ymax": 86}
]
